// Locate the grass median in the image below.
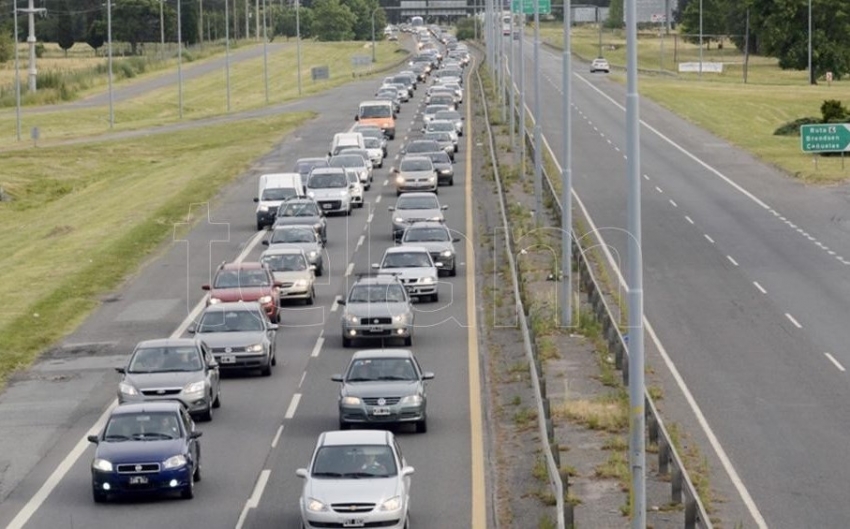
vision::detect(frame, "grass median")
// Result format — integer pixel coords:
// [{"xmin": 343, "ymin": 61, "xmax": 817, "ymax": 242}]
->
[{"xmin": 0, "ymin": 111, "xmax": 313, "ymax": 388}]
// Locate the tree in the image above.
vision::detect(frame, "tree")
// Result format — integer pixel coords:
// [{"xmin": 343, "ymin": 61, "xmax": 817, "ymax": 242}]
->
[
  {"xmin": 311, "ymin": 0, "xmax": 355, "ymax": 41},
  {"xmin": 679, "ymin": 0, "xmax": 728, "ymax": 48},
  {"xmin": 112, "ymin": 0, "xmax": 160, "ymax": 55},
  {"xmin": 345, "ymin": 0, "xmax": 385, "ymax": 41},
  {"xmin": 56, "ymin": 4, "xmax": 76, "ymax": 57},
  {"xmin": 0, "ymin": 30, "xmax": 12, "ymax": 63},
  {"xmin": 86, "ymin": 18, "xmax": 106, "ymax": 56},
  {"xmin": 605, "ymin": 0, "xmax": 623, "ymax": 29}
]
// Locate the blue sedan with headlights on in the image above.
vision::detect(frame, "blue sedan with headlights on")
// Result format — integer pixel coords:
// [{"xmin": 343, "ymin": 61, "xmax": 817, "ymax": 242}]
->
[{"xmin": 87, "ymin": 401, "xmax": 202, "ymax": 502}]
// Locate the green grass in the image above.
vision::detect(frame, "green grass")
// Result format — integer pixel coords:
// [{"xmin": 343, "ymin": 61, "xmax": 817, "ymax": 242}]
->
[
  {"xmin": 0, "ymin": 111, "xmax": 313, "ymax": 387},
  {"xmin": 0, "ymin": 40, "xmax": 408, "ymax": 149}
]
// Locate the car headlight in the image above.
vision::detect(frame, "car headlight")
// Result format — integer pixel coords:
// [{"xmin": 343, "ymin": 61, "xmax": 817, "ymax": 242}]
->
[
  {"xmin": 348, "ymin": 315, "xmax": 359, "ymax": 323},
  {"xmin": 393, "ymin": 314, "xmax": 408, "ymax": 323},
  {"xmin": 394, "ymin": 217, "xmax": 405, "ymax": 223},
  {"xmin": 422, "ymin": 276, "xmax": 436, "ymax": 284},
  {"xmin": 400, "ymin": 395, "xmax": 423, "ymax": 405},
  {"xmin": 293, "ymin": 279, "xmax": 308, "ymax": 288},
  {"xmin": 162, "ymin": 454, "xmax": 187, "ymax": 470},
  {"xmin": 92, "ymin": 458, "xmax": 113, "ymax": 472},
  {"xmin": 427, "ymin": 216, "xmax": 442, "ymax": 222},
  {"xmin": 440, "ymin": 169, "xmax": 452, "ymax": 174},
  {"xmin": 340, "ymin": 190, "xmax": 349, "ymax": 197},
  {"xmin": 258, "ymin": 295, "xmax": 273, "ymax": 304},
  {"xmin": 306, "ymin": 498, "xmax": 329, "ymax": 512},
  {"xmin": 380, "ymin": 496, "xmax": 402, "ymax": 511},
  {"xmin": 341, "ymin": 396, "xmax": 362, "ymax": 406},
  {"xmin": 396, "ymin": 175, "xmax": 405, "ymax": 184},
  {"xmin": 427, "ymin": 175, "xmax": 436, "ymax": 182},
  {"xmin": 208, "ymin": 297, "xmax": 222, "ymax": 305},
  {"xmin": 441, "ymin": 250, "xmax": 453, "ymax": 257},
  {"xmin": 307, "ymin": 191, "xmax": 315, "ymax": 197},
  {"xmin": 119, "ymin": 382, "xmax": 139, "ymax": 396},
  {"xmin": 308, "ymin": 251, "xmax": 318, "ymax": 258},
  {"xmin": 258, "ymin": 205, "xmax": 269, "ymax": 212},
  {"xmin": 246, "ymin": 343, "xmax": 264, "ymax": 353},
  {"xmin": 183, "ymin": 380, "xmax": 206, "ymax": 394}
]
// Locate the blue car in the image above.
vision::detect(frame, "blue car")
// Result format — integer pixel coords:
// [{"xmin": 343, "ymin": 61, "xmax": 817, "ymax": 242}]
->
[{"xmin": 87, "ymin": 401, "xmax": 202, "ymax": 502}]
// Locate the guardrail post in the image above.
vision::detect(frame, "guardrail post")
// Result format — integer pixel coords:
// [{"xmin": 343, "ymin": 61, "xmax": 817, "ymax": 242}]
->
[
  {"xmin": 550, "ymin": 442, "xmax": 560, "ymax": 468},
  {"xmin": 647, "ymin": 409, "xmax": 659, "ymax": 445},
  {"xmin": 672, "ymin": 461, "xmax": 683, "ymax": 504},
  {"xmin": 658, "ymin": 435, "xmax": 669, "ymax": 475},
  {"xmin": 685, "ymin": 497, "xmax": 697, "ymax": 529},
  {"xmin": 539, "ymin": 376, "xmax": 546, "ymax": 398}
]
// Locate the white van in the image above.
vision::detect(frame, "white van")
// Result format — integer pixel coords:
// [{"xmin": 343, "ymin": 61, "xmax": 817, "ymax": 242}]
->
[
  {"xmin": 254, "ymin": 173, "xmax": 304, "ymax": 230},
  {"xmin": 329, "ymin": 132, "xmax": 365, "ymax": 157}
]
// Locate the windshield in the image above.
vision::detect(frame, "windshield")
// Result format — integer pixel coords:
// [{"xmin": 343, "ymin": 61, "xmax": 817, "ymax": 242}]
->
[
  {"xmin": 103, "ymin": 412, "xmax": 182, "ymax": 442},
  {"xmin": 424, "ymin": 105, "xmax": 449, "ymax": 116},
  {"xmin": 359, "ymin": 105, "xmax": 392, "ymax": 119},
  {"xmin": 364, "ymin": 138, "xmax": 381, "ymax": 148},
  {"xmin": 404, "ymin": 227, "xmax": 450, "ymax": 242},
  {"xmin": 435, "ymin": 111, "xmax": 460, "ymax": 121},
  {"xmin": 308, "ymin": 172, "xmax": 347, "ymax": 188},
  {"xmin": 426, "ymin": 152, "xmax": 451, "ymax": 164},
  {"xmin": 428, "ymin": 122, "xmax": 454, "ymax": 133},
  {"xmin": 311, "ymin": 445, "xmax": 397, "ymax": 478},
  {"xmin": 348, "ymin": 284, "xmax": 407, "ymax": 303},
  {"xmin": 346, "ymin": 357, "xmax": 417, "ymax": 382},
  {"xmin": 270, "ymin": 228, "xmax": 316, "ymax": 243},
  {"xmin": 262, "ymin": 253, "xmax": 308, "ymax": 272},
  {"xmin": 128, "ymin": 346, "xmax": 203, "ymax": 373},
  {"xmin": 213, "ymin": 269, "xmax": 270, "ymax": 288},
  {"xmin": 262, "ymin": 188, "xmax": 297, "ymax": 201},
  {"xmin": 425, "ymin": 132, "xmax": 450, "ymax": 142},
  {"xmin": 381, "ymin": 252, "xmax": 432, "ymax": 268},
  {"xmin": 329, "ymin": 156, "xmax": 364, "ymax": 168},
  {"xmin": 400, "ymin": 158, "xmax": 433, "ymax": 172},
  {"xmin": 278, "ymin": 202, "xmax": 319, "ymax": 217},
  {"xmin": 397, "ymin": 196, "xmax": 438, "ymax": 210},
  {"xmin": 295, "ymin": 160, "xmax": 327, "ymax": 175},
  {"xmin": 197, "ymin": 309, "xmax": 265, "ymax": 333}
]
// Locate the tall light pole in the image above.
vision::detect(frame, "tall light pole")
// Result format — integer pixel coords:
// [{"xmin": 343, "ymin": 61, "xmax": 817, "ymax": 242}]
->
[
  {"xmin": 262, "ymin": 0, "xmax": 269, "ymax": 103},
  {"xmin": 561, "ymin": 0, "xmax": 572, "ymax": 327},
  {"xmin": 509, "ymin": 11, "xmax": 516, "ymax": 152},
  {"xmin": 225, "ymin": 0, "xmax": 231, "ymax": 110},
  {"xmin": 371, "ymin": 7, "xmax": 380, "ymax": 63},
  {"xmin": 107, "ymin": 0, "xmax": 114, "ymax": 128},
  {"xmin": 177, "ymin": 0, "xmax": 184, "ymax": 119},
  {"xmin": 808, "ymin": 0, "xmax": 813, "ymax": 84},
  {"xmin": 698, "ymin": 0, "xmax": 703, "ymax": 79},
  {"xmin": 519, "ymin": 12, "xmax": 526, "ymax": 180},
  {"xmin": 14, "ymin": 2, "xmax": 21, "ymax": 141},
  {"xmin": 625, "ymin": 0, "xmax": 646, "ymax": 524},
  {"xmin": 26, "ymin": 0, "xmax": 38, "ymax": 93},
  {"xmin": 255, "ymin": 0, "xmax": 260, "ymax": 41},
  {"xmin": 160, "ymin": 0, "xmax": 165, "ymax": 60},
  {"xmin": 296, "ymin": 0, "xmax": 302, "ymax": 95},
  {"xmin": 245, "ymin": 0, "xmax": 249, "ymax": 40},
  {"xmin": 532, "ymin": 0, "xmax": 542, "ymax": 227}
]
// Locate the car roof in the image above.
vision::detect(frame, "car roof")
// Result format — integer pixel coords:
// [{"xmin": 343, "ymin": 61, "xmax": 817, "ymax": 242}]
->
[
  {"xmin": 260, "ymin": 247, "xmax": 308, "ymax": 256},
  {"xmin": 351, "ymin": 349, "xmax": 415, "ymax": 360},
  {"xmin": 384, "ymin": 245, "xmax": 429, "ymax": 254},
  {"xmin": 400, "ymin": 155, "xmax": 433, "ymax": 163},
  {"xmin": 351, "ymin": 275, "xmax": 404, "ymax": 286},
  {"xmin": 220, "ymin": 261, "xmax": 264, "ymax": 271},
  {"xmin": 135, "ymin": 338, "xmax": 199, "ymax": 349},
  {"xmin": 397, "ymin": 191, "xmax": 438, "ymax": 200},
  {"xmin": 111, "ymin": 401, "xmax": 183, "ymax": 416},
  {"xmin": 201, "ymin": 301, "xmax": 264, "ymax": 312},
  {"xmin": 405, "ymin": 221, "xmax": 448, "ymax": 230},
  {"xmin": 319, "ymin": 429, "xmax": 392, "ymax": 446},
  {"xmin": 310, "ymin": 167, "xmax": 347, "ymax": 175}
]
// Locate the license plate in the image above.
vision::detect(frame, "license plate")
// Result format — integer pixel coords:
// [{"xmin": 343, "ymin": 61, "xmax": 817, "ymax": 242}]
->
[
  {"xmin": 373, "ymin": 407, "xmax": 391, "ymax": 416},
  {"xmin": 129, "ymin": 476, "xmax": 148, "ymax": 485},
  {"xmin": 369, "ymin": 326, "xmax": 383, "ymax": 332},
  {"xmin": 220, "ymin": 354, "xmax": 236, "ymax": 364},
  {"xmin": 322, "ymin": 203, "xmax": 333, "ymax": 209},
  {"xmin": 343, "ymin": 520, "xmax": 365, "ymax": 528}
]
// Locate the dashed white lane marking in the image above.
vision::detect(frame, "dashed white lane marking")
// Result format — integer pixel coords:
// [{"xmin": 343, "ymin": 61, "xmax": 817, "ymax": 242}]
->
[
  {"xmin": 298, "ymin": 371, "xmax": 307, "ymax": 388},
  {"xmin": 284, "ymin": 393, "xmax": 302, "ymax": 419},
  {"xmin": 376, "ymin": 194, "xmax": 382, "ymax": 203},
  {"xmin": 330, "ymin": 295, "xmax": 342, "ymax": 312},
  {"xmin": 383, "ymin": 179, "xmax": 390, "ymax": 186},
  {"xmin": 356, "ymin": 235, "xmax": 365, "ymax": 249},
  {"xmin": 753, "ymin": 281, "xmax": 767, "ymax": 294},
  {"xmin": 311, "ymin": 336, "xmax": 325, "ymax": 358},
  {"xmin": 271, "ymin": 425, "xmax": 284, "ymax": 448},
  {"xmin": 669, "ymin": 199, "xmax": 678, "ymax": 207},
  {"xmin": 704, "ymin": 234, "xmax": 715, "ymax": 244},
  {"xmin": 345, "ymin": 262, "xmax": 354, "ymax": 276},
  {"xmin": 643, "ymin": 174, "xmax": 650, "ymax": 181},
  {"xmin": 785, "ymin": 313, "xmax": 803, "ymax": 329},
  {"xmin": 685, "ymin": 215, "xmax": 694, "ymax": 224},
  {"xmin": 727, "ymin": 255, "xmax": 739, "ymax": 266},
  {"xmin": 825, "ymin": 353, "xmax": 846, "ymax": 372},
  {"xmin": 367, "ymin": 212, "xmax": 374, "ymax": 223},
  {"xmin": 655, "ymin": 186, "xmax": 663, "ymax": 193},
  {"xmin": 235, "ymin": 469, "xmax": 271, "ymax": 529}
]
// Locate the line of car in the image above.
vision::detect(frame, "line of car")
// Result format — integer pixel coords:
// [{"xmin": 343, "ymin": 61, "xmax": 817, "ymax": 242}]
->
[{"xmin": 85, "ymin": 25, "xmax": 470, "ymax": 529}]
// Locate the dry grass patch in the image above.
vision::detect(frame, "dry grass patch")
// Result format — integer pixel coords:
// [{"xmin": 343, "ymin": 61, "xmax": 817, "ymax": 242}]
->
[{"xmin": 556, "ymin": 393, "xmax": 628, "ymax": 433}]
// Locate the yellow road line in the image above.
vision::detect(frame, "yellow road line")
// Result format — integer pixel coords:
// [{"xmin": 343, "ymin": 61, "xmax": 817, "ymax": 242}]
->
[{"xmin": 466, "ymin": 57, "xmax": 487, "ymax": 529}]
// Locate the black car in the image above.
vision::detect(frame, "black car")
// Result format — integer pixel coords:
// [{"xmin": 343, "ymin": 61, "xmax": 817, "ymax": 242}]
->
[
  {"xmin": 293, "ymin": 157, "xmax": 329, "ymax": 193},
  {"xmin": 421, "ymin": 150, "xmax": 454, "ymax": 185}
]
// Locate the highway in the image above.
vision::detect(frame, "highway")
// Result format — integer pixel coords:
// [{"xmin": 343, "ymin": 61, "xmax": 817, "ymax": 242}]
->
[
  {"xmin": 509, "ymin": 35, "xmax": 850, "ymax": 528},
  {"xmin": 0, "ymin": 50, "xmax": 483, "ymax": 528}
]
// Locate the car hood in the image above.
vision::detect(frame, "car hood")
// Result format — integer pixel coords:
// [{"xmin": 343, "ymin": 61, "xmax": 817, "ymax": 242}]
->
[
  {"xmin": 401, "ymin": 241, "xmax": 453, "ymax": 253},
  {"xmin": 196, "ymin": 331, "xmax": 268, "ymax": 348},
  {"xmin": 377, "ymin": 267, "xmax": 435, "ymax": 279},
  {"xmin": 268, "ymin": 242, "xmax": 322, "ymax": 255},
  {"xmin": 274, "ymin": 216, "xmax": 322, "ymax": 227},
  {"xmin": 394, "ymin": 209, "xmax": 443, "ymax": 222},
  {"xmin": 308, "ymin": 188, "xmax": 348, "ymax": 199},
  {"xmin": 398, "ymin": 170, "xmax": 434, "ymax": 180},
  {"xmin": 344, "ymin": 302, "xmax": 411, "ymax": 318},
  {"xmin": 209, "ymin": 287, "xmax": 272, "ymax": 302},
  {"xmin": 95, "ymin": 439, "xmax": 185, "ymax": 464},
  {"xmin": 123, "ymin": 371, "xmax": 203, "ymax": 390},
  {"xmin": 271, "ymin": 270, "xmax": 313, "ymax": 283},
  {"xmin": 343, "ymin": 380, "xmax": 421, "ymax": 398},
  {"xmin": 433, "ymin": 162, "xmax": 453, "ymax": 172},
  {"xmin": 304, "ymin": 475, "xmax": 402, "ymax": 506}
]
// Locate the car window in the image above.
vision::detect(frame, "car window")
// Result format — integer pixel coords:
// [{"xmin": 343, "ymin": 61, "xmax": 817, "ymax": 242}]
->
[
  {"xmin": 129, "ymin": 346, "xmax": 203, "ymax": 373},
  {"xmin": 271, "ymin": 228, "xmax": 316, "ymax": 243},
  {"xmin": 312, "ymin": 445, "xmax": 397, "ymax": 478},
  {"xmin": 400, "ymin": 159, "xmax": 433, "ymax": 171},
  {"xmin": 346, "ymin": 357, "xmax": 417, "ymax": 382},
  {"xmin": 104, "ymin": 412, "xmax": 180, "ymax": 441},
  {"xmin": 308, "ymin": 172, "xmax": 347, "ymax": 188},
  {"xmin": 262, "ymin": 253, "xmax": 308, "ymax": 272},
  {"xmin": 348, "ymin": 284, "xmax": 406, "ymax": 303},
  {"xmin": 279, "ymin": 202, "xmax": 318, "ymax": 217},
  {"xmin": 397, "ymin": 196, "xmax": 438, "ymax": 209},
  {"xmin": 360, "ymin": 105, "xmax": 392, "ymax": 119},
  {"xmin": 237, "ymin": 269, "xmax": 271, "ymax": 287},
  {"xmin": 197, "ymin": 309, "xmax": 265, "ymax": 333},
  {"xmin": 404, "ymin": 227, "xmax": 450, "ymax": 242},
  {"xmin": 382, "ymin": 252, "xmax": 432, "ymax": 268},
  {"xmin": 261, "ymin": 188, "xmax": 297, "ymax": 201},
  {"xmin": 330, "ymin": 155, "xmax": 365, "ymax": 168}
]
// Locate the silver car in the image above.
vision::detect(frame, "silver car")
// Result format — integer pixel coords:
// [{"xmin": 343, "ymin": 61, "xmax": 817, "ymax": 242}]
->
[
  {"xmin": 422, "ymin": 104, "xmax": 450, "ymax": 124},
  {"xmin": 116, "ymin": 338, "xmax": 221, "ymax": 422},
  {"xmin": 259, "ymin": 247, "xmax": 316, "ymax": 305},
  {"xmin": 262, "ymin": 225, "xmax": 325, "ymax": 276},
  {"xmin": 340, "ymin": 274, "xmax": 414, "ymax": 348},
  {"xmin": 435, "ymin": 109, "xmax": 464, "ymax": 136},
  {"xmin": 372, "ymin": 246, "xmax": 441, "ymax": 302},
  {"xmin": 393, "ymin": 156, "xmax": 437, "ymax": 196},
  {"xmin": 332, "ymin": 349, "xmax": 434, "ymax": 432},
  {"xmin": 190, "ymin": 301, "xmax": 278, "ymax": 377},
  {"xmin": 329, "ymin": 153, "xmax": 372, "ymax": 188},
  {"xmin": 387, "ymin": 191, "xmax": 447, "ymax": 241},
  {"xmin": 363, "ymin": 137, "xmax": 385, "ymax": 168},
  {"xmin": 296, "ymin": 430, "xmax": 413, "ymax": 529},
  {"xmin": 423, "ymin": 131, "xmax": 455, "ymax": 160},
  {"xmin": 424, "ymin": 120, "xmax": 459, "ymax": 151},
  {"xmin": 399, "ymin": 221, "xmax": 460, "ymax": 276}
]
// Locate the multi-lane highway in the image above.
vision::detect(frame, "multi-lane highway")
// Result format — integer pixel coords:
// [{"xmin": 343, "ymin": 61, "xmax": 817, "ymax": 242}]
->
[
  {"xmin": 0, "ymin": 47, "xmax": 485, "ymax": 528},
  {"xmin": 508, "ymin": 34, "xmax": 850, "ymax": 528}
]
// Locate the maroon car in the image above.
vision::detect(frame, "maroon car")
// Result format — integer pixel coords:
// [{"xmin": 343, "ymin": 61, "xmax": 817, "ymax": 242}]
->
[{"xmin": 202, "ymin": 262, "xmax": 282, "ymax": 323}]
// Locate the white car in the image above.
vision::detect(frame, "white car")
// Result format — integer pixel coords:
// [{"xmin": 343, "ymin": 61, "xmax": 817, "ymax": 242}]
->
[
  {"xmin": 590, "ymin": 57, "xmax": 610, "ymax": 73},
  {"xmin": 373, "ymin": 245, "xmax": 441, "ymax": 302},
  {"xmin": 363, "ymin": 137, "xmax": 385, "ymax": 168},
  {"xmin": 297, "ymin": 430, "xmax": 413, "ymax": 529},
  {"xmin": 345, "ymin": 168, "xmax": 365, "ymax": 208},
  {"xmin": 306, "ymin": 167, "xmax": 352, "ymax": 216}
]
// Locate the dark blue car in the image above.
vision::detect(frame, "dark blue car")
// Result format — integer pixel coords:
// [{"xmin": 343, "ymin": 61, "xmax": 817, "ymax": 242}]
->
[{"xmin": 87, "ymin": 401, "xmax": 202, "ymax": 502}]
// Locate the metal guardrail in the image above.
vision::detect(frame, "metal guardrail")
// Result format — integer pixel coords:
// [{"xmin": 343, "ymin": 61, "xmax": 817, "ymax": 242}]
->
[{"xmin": 473, "ymin": 59, "xmax": 568, "ymax": 528}]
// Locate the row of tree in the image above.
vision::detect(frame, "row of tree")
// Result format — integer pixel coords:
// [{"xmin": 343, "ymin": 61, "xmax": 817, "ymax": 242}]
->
[{"xmin": 0, "ymin": 0, "xmax": 388, "ymax": 58}]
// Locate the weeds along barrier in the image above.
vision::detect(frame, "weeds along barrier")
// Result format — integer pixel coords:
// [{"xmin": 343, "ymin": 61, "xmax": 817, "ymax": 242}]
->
[
  {"xmin": 473, "ymin": 60, "xmax": 568, "ymax": 528},
  {"xmin": 499, "ymin": 50, "xmax": 712, "ymax": 528}
]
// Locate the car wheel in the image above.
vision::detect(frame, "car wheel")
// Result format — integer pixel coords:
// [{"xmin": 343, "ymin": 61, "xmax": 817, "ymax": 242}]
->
[
  {"xmin": 261, "ymin": 361, "xmax": 272, "ymax": 377},
  {"xmin": 200, "ymin": 402, "xmax": 213, "ymax": 422},
  {"xmin": 339, "ymin": 421, "xmax": 350, "ymax": 430},
  {"xmin": 181, "ymin": 476, "xmax": 195, "ymax": 499},
  {"xmin": 431, "ymin": 292, "xmax": 439, "ymax": 303},
  {"xmin": 347, "ymin": 206, "xmax": 352, "ymax": 216},
  {"xmin": 271, "ymin": 351, "xmax": 277, "ymax": 366},
  {"xmin": 212, "ymin": 387, "xmax": 221, "ymax": 408},
  {"xmin": 396, "ymin": 190, "xmax": 402, "ymax": 197},
  {"xmin": 449, "ymin": 265, "xmax": 457, "ymax": 277},
  {"xmin": 256, "ymin": 221, "xmax": 264, "ymax": 231},
  {"xmin": 449, "ymin": 178, "xmax": 454, "ymax": 186},
  {"xmin": 193, "ymin": 462, "xmax": 202, "ymax": 482},
  {"xmin": 316, "ymin": 264, "xmax": 323, "ymax": 277},
  {"xmin": 92, "ymin": 489, "xmax": 107, "ymax": 503},
  {"xmin": 365, "ymin": 184, "xmax": 371, "ymax": 191},
  {"xmin": 403, "ymin": 336, "xmax": 412, "ymax": 347},
  {"xmin": 415, "ymin": 419, "xmax": 428, "ymax": 433},
  {"xmin": 342, "ymin": 336, "xmax": 352, "ymax": 348},
  {"xmin": 306, "ymin": 289, "xmax": 315, "ymax": 305}
]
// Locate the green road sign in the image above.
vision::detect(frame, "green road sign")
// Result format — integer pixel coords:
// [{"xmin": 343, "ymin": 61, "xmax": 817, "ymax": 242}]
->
[
  {"xmin": 511, "ymin": 0, "xmax": 551, "ymax": 15},
  {"xmin": 800, "ymin": 124, "xmax": 850, "ymax": 153}
]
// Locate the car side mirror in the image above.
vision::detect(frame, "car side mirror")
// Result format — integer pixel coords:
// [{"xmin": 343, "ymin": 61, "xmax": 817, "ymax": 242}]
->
[
  {"xmin": 208, "ymin": 360, "xmax": 218, "ymax": 369},
  {"xmin": 261, "ymin": 240, "xmax": 269, "ymax": 246},
  {"xmin": 422, "ymin": 371, "xmax": 435, "ymax": 380},
  {"xmin": 114, "ymin": 367, "xmax": 126, "ymax": 374},
  {"xmin": 87, "ymin": 434, "xmax": 99, "ymax": 444},
  {"xmin": 201, "ymin": 284, "xmax": 210, "ymax": 290},
  {"xmin": 337, "ymin": 299, "xmax": 346, "ymax": 306},
  {"xmin": 371, "ymin": 263, "xmax": 380, "ymax": 269},
  {"xmin": 401, "ymin": 466, "xmax": 415, "ymax": 476},
  {"xmin": 349, "ymin": 184, "xmax": 355, "ymax": 189},
  {"xmin": 441, "ymin": 205, "xmax": 448, "ymax": 210},
  {"xmin": 354, "ymin": 115, "xmax": 359, "ymax": 121},
  {"xmin": 253, "ymin": 197, "xmax": 259, "ymax": 203},
  {"xmin": 331, "ymin": 374, "xmax": 343, "ymax": 382},
  {"xmin": 187, "ymin": 326, "xmax": 196, "ymax": 334},
  {"xmin": 268, "ymin": 324, "xmax": 279, "ymax": 331},
  {"xmin": 453, "ymin": 237, "xmax": 461, "ymax": 242},
  {"xmin": 387, "ymin": 206, "xmax": 395, "ymax": 211},
  {"xmin": 190, "ymin": 431, "xmax": 203, "ymax": 439},
  {"xmin": 296, "ymin": 468, "xmax": 308, "ymax": 478}
]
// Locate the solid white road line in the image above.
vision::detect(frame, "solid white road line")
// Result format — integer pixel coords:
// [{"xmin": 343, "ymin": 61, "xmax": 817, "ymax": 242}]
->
[
  {"xmin": 785, "ymin": 313, "xmax": 803, "ymax": 329},
  {"xmin": 825, "ymin": 353, "xmax": 846, "ymax": 372},
  {"xmin": 753, "ymin": 281, "xmax": 767, "ymax": 294},
  {"xmin": 330, "ymin": 295, "xmax": 342, "ymax": 313},
  {"xmin": 284, "ymin": 394, "xmax": 302, "ymax": 419},
  {"xmin": 235, "ymin": 469, "xmax": 272, "ymax": 529},
  {"xmin": 345, "ymin": 262, "xmax": 354, "ymax": 277},
  {"xmin": 704, "ymin": 234, "xmax": 715, "ymax": 244},
  {"xmin": 726, "ymin": 255, "xmax": 739, "ymax": 267},
  {"xmin": 685, "ymin": 215, "xmax": 695, "ymax": 224},
  {"xmin": 271, "ymin": 425, "xmax": 284, "ymax": 448},
  {"xmin": 311, "ymin": 336, "xmax": 325, "ymax": 358}
]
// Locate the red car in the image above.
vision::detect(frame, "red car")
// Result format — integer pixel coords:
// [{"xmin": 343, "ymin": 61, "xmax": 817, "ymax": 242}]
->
[{"xmin": 202, "ymin": 262, "xmax": 282, "ymax": 323}]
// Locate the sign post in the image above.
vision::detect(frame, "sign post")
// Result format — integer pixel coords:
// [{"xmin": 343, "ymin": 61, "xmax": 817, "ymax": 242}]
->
[{"xmin": 800, "ymin": 124, "xmax": 850, "ymax": 153}]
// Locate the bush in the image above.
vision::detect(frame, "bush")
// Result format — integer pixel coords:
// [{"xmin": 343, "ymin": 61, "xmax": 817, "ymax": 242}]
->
[
  {"xmin": 0, "ymin": 32, "xmax": 12, "ymax": 63},
  {"xmin": 456, "ymin": 17, "xmax": 479, "ymax": 40},
  {"xmin": 35, "ymin": 42, "xmax": 44, "ymax": 58},
  {"xmin": 821, "ymin": 99, "xmax": 847, "ymax": 122},
  {"xmin": 773, "ymin": 117, "xmax": 821, "ymax": 136}
]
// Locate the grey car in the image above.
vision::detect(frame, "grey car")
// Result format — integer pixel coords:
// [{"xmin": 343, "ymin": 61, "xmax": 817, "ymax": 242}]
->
[
  {"xmin": 262, "ymin": 225, "xmax": 325, "ymax": 276},
  {"xmin": 421, "ymin": 150, "xmax": 454, "ymax": 186},
  {"xmin": 399, "ymin": 221, "xmax": 460, "ymax": 276},
  {"xmin": 392, "ymin": 156, "xmax": 437, "ymax": 196},
  {"xmin": 372, "ymin": 246, "xmax": 441, "ymax": 302},
  {"xmin": 424, "ymin": 120, "xmax": 459, "ymax": 151},
  {"xmin": 340, "ymin": 274, "xmax": 414, "ymax": 348},
  {"xmin": 423, "ymin": 131, "xmax": 455, "ymax": 160},
  {"xmin": 259, "ymin": 247, "xmax": 317, "ymax": 305},
  {"xmin": 272, "ymin": 197, "xmax": 327, "ymax": 243},
  {"xmin": 387, "ymin": 192, "xmax": 447, "ymax": 241},
  {"xmin": 189, "ymin": 302, "xmax": 278, "ymax": 377},
  {"xmin": 352, "ymin": 124, "xmax": 388, "ymax": 155},
  {"xmin": 435, "ymin": 109, "xmax": 464, "ymax": 136},
  {"xmin": 294, "ymin": 157, "xmax": 329, "ymax": 193},
  {"xmin": 116, "ymin": 338, "xmax": 221, "ymax": 422},
  {"xmin": 332, "ymin": 349, "xmax": 434, "ymax": 432}
]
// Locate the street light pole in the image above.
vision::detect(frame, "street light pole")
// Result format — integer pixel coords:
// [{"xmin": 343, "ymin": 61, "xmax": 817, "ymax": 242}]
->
[
  {"xmin": 262, "ymin": 0, "xmax": 269, "ymax": 103},
  {"xmin": 107, "ymin": 0, "xmax": 114, "ymax": 128},
  {"xmin": 698, "ymin": 0, "xmax": 703, "ymax": 79},
  {"xmin": 372, "ymin": 8, "xmax": 379, "ymax": 63},
  {"xmin": 808, "ymin": 0, "xmax": 813, "ymax": 84},
  {"xmin": 561, "ymin": 0, "xmax": 572, "ymax": 327},
  {"xmin": 177, "ymin": 0, "xmax": 184, "ymax": 119},
  {"xmin": 14, "ymin": 3, "xmax": 21, "ymax": 141},
  {"xmin": 160, "ymin": 0, "xmax": 165, "ymax": 61},
  {"xmin": 296, "ymin": 0, "xmax": 302, "ymax": 95},
  {"xmin": 225, "ymin": 0, "xmax": 231, "ymax": 110},
  {"xmin": 532, "ymin": 0, "xmax": 542, "ymax": 227},
  {"xmin": 26, "ymin": 0, "xmax": 37, "ymax": 93}
]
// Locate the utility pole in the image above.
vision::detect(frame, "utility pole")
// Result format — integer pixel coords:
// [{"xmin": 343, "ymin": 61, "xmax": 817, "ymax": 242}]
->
[
  {"xmin": 262, "ymin": 0, "xmax": 269, "ymax": 103},
  {"xmin": 245, "ymin": 0, "xmax": 250, "ymax": 40},
  {"xmin": 23, "ymin": 0, "xmax": 46, "ymax": 93},
  {"xmin": 561, "ymin": 0, "xmax": 572, "ymax": 327},
  {"xmin": 296, "ymin": 0, "xmax": 302, "ymax": 95},
  {"xmin": 199, "ymin": 0, "xmax": 204, "ymax": 46},
  {"xmin": 178, "ymin": 0, "xmax": 184, "ymax": 119},
  {"xmin": 107, "ymin": 0, "xmax": 114, "ymax": 127},
  {"xmin": 160, "ymin": 0, "xmax": 165, "ymax": 61},
  {"xmin": 225, "ymin": 0, "xmax": 231, "ymax": 110},
  {"xmin": 14, "ymin": 2, "xmax": 21, "ymax": 141},
  {"xmin": 256, "ymin": 0, "xmax": 261, "ymax": 41},
  {"xmin": 808, "ymin": 0, "xmax": 813, "ymax": 84},
  {"xmin": 532, "ymin": 0, "xmax": 542, "ymax": 227}
]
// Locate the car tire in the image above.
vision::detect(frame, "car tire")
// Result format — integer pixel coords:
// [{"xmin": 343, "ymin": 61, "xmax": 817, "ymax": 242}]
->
[
  {"xmin": 415, "ymin": 419, "xmax": 428, "ymax": 433},
  {"xmin": 256, "ymin": 221, "xmax": 264, "ymax": 231},
  {"xmin": 261, "ymin": 361, "xmax": 272, "ymax": 377},
  {"xmin": 181, "ymin": 476, "xmax": 194, "ymax": 499},
  {"xmin": 449, "ymin": 178, "xmax": 454, "ymax": 186},
  {"xmin": 403, "ymin": 336, "xmax": 412, "ymax": 347},
  {"xmin": 306, "ymin": 289, "xmax": 315, "ymax": 305},
  {"xmin": 339, "ymin": 421, "xmax": 350, "ymax": 430},
  {"xmin": 449, "ymin": 265, "xmax": 457, "ymax": 277},
  {"xmin": 431, "ymin": 292, "xmax": 439, "ymax": 303},
  {"xmin": 199, "ymin": 402, "xmax": 213, "ymax": 422},
  {"xmin": 342, "ymin": 336, "xmax": 352, "ymax": 348},
  {"xmin": 193, "ymin": 462, "xmax": 202, "ymax": 482},
  {"xmin": 92, "ymin": 489, "xmax": 107, "ymax": 503},
  {"xmin": 271, "ymin": 351, "xmax": 277, "ymax": 366},
  {"xmin": 347, "ymin": 207, "xmax": 352, "ymax": 216},
  {"xmin": 212, "ymin": 388, "xmax": 221, "ymax": 408},
  {"xmin": 396, "ymin": 190, "xmax": 402, "ymax": 197}
]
